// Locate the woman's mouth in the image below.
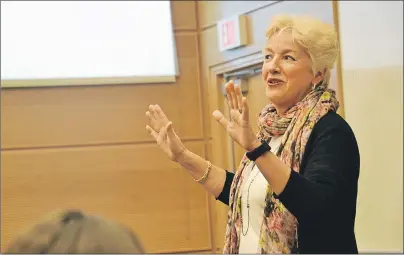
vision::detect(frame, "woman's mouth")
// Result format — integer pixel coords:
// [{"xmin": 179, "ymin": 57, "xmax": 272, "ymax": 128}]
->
[{"xmin": 267, "ymin": 78, "xmax": 285, "ymax": 86}]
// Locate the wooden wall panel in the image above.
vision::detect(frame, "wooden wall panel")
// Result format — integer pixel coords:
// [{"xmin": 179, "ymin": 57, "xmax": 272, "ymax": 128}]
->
[
  {"xmin": 1, "ymin": 1, "xmax": 211, "ymax": 253},
  {"xmin": 176, "ymin": 32, "xmax": 204, "ymax": 139},
  {"xmin": 1, "ymin": 84, "xmax": 176, "ymax": 149},
  {"xmin": 1, "ymin": 32, "xmax": 203, "ymax": 149},
  {"xmin": 172, "ymin": 1, "xmax": 197, "ymax": 30},
  {"xmin": 1, "ymin": 141, "xmax": 210, "ymax": 253}
]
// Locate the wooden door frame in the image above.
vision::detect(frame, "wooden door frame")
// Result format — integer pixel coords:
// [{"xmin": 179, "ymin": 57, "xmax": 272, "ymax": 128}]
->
[
  {"xmin": 205, "ymin": 51, "xmax": 263, "ymax": 252},
  {"xmin": 207, "ymin": 51, "xmax": 264, "ymax": 172},
  {"xmin": 332, "ymin": 0, "xmax": 345, "ymax": 118}
]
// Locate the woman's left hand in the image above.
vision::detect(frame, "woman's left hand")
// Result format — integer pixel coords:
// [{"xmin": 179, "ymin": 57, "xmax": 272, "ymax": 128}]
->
[{"xmin": 212, "ymin": 80, "xmax": 260, "ymax": 151}]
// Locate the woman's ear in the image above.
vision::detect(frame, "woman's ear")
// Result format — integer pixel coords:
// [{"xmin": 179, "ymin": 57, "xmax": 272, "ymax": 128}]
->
[{"xmin": 312, "ymin": 68, "xmax": 326, "ymax": 86}]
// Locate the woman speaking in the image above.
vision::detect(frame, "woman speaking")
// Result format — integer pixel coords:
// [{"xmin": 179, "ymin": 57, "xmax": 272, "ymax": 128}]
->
[{"xmin": 146, "ymin": 15, "xmax": 360, "ymax": 254}]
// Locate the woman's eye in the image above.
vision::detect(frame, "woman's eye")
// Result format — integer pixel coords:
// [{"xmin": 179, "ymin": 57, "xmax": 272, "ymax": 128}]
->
[
  {"xmin": 284, "ymin": 55, "xmax": 296, "ymax": 61},
  {"xmin": 265, "ymin": 54, "xmax": 272, "ymax": 60}
]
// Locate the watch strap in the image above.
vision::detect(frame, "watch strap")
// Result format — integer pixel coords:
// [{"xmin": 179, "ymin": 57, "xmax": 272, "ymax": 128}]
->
[{"xmin": 246, "ymin": 139, "xmax": 271, "ymax": 161}]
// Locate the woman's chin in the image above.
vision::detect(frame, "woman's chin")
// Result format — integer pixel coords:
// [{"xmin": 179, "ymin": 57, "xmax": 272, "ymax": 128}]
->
[{"xmin": 265, "ymin": 89, "xmax": 284, "ymax": 104}]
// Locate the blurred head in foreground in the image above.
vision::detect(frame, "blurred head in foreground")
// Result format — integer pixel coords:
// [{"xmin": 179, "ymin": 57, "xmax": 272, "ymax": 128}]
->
[{"xmin": 5, "ymin": 209, "xmax": 144, "ymax": 254}]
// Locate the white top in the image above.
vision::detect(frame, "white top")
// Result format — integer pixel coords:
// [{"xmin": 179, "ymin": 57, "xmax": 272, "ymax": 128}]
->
[{"xmin": 238, "ymin": 136, "xmax": 282, "ymax": 254}]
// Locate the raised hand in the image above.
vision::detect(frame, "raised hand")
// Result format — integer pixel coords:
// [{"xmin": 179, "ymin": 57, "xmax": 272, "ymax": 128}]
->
[
  {"xmin": 212, "ymin": 80, "xmax": 259, "ymax": 151},
  {"xmin": 146, "ymin": 105, "xmax": 186, "ymax": 161}
]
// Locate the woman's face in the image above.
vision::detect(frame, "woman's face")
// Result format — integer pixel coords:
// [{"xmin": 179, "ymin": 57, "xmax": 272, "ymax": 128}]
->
[{"xmin": 262, "ymin": 31, "xmax": 323, "ymax": 114}]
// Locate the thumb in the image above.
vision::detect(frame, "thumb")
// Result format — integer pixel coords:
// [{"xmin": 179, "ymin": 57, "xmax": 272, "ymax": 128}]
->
[
  {"xmin": 212, "ymin": 110, "xmax": 231, "ymax": 130},
  {"xmin": 166, "ymin": 122, "xmax": 176, "ymax": 139}
]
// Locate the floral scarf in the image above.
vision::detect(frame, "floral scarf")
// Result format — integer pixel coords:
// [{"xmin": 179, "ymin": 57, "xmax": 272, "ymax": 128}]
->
[{"xmin": 222, "ymin": 82, "xmax": 339, "ymax": 253}]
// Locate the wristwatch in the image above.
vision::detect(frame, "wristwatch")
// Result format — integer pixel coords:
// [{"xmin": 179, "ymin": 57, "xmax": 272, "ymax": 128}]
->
[{"xmin": 246, "ymin": 139, "xmax": 271, "ymax": 161}]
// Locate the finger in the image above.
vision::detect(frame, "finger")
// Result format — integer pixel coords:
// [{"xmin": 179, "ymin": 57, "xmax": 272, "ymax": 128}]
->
[
  {"xmin": 231, "ymin": 91, "xmax": 238, "ymax": 111},
  {"xmin": 155, "ymin": 104, "xmax": 169, "ymax": 121},
  {"xmin": 146, "ymin": 111, "xmax": 161, "ymax": 131},
  {"xmin": 146, "ymin": 125, "xmax": 158, "ymax": 140},
  {"xmin": 225, "ymin": 80, "xmax": 234, "ymax": 93},
  {"xmin": 166, "ymin": 121, "xmax": 176, "ymax": 139},
  {"xmin": 225, "ymin": 81, "xmax": 235, "ymax": 109},
  {"xmin": 146, "ymin": 111, "xmax": 154, "ymax": 121},
  {"xmin": 157, "ymin": 123, "xmax": 168, "ymax": 143},
  {"xmin": 149, "ymin": 105, "xmax": 160, "ymax": 120},
  {"xmin": 212, "ymin": 110, "xmax": 231, "ymax": 131},
  {"xmin": 226, "ymin": 82, "xmax": 238, "ymax": 110},
  {"xmin": 234, "ymin": 84, "xmax": 243, "ymax": 110},
  {"xmin": 226, "ymin": 94, "xmax": 234, "ymax": 109},
  {"xmin": 241, "ymin": 97, "xmax": 249, "ymax": 123}
]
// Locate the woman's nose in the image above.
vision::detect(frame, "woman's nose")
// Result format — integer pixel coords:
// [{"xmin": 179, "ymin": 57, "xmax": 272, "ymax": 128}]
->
[
  {"xmin": 269, "ymin": 66, "xmax": 281, "ymax": 74},
  {"xmin": 264, "ymin": 60, "xmax": 281, "ymax": 75}
]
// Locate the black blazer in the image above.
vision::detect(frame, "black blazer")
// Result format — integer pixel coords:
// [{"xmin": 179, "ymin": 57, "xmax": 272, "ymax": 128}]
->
[{"xmin": 216, "ymin": 111, "xmax": 360, "ymax": 254}]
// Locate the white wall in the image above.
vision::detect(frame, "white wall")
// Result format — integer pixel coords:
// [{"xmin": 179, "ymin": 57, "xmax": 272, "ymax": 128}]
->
[{"xmin": 338, "ymin": 1, "xmax": 403, "ymax": 253}]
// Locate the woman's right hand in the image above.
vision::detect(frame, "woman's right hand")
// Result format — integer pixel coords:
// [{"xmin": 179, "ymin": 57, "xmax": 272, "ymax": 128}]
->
[{"xmin": 146, "ymin": 105, "xmax": 187, "ymax": 162}]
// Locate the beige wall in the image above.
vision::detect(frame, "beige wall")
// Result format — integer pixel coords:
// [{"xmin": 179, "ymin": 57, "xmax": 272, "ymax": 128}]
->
[
  {"xmin": 1, "ymin": 2, "xmax": 212, "ymax": 253},
  {"xmin": 338, "ymin": 1, "xmax": 403, "ymax": 253}
]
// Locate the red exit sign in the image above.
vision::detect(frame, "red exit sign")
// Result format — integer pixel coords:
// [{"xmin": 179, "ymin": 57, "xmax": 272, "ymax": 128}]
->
[{"xmin": 217, "ymin": 15, "xmax": 248, "ymax": 52}]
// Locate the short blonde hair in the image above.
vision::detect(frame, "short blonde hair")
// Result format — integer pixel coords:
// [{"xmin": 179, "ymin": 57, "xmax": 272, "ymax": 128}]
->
[{"xmin": 265, "ymin": 15, "xmax": 339, "ymax": 84}]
